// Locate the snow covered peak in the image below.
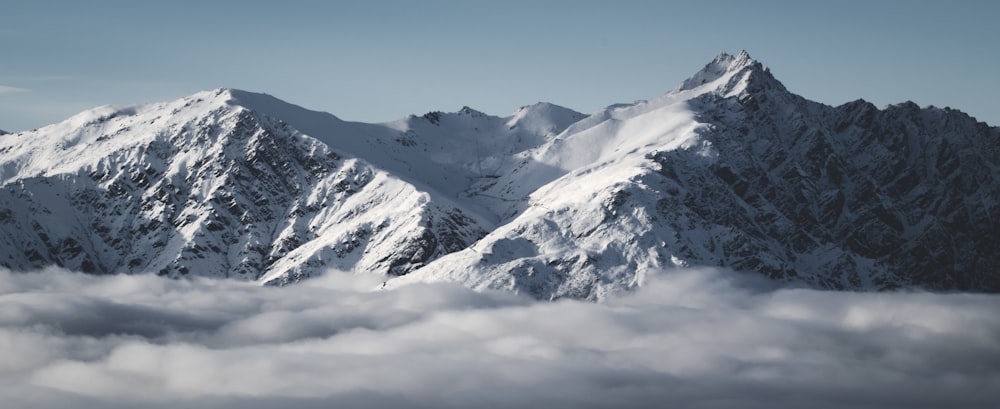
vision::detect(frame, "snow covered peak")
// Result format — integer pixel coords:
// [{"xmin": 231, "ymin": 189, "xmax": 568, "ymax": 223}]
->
[
  {"xmin": 674, "ymin": 50, "xmax": 780, "ymax": 96},
  {"xmin": 714, "ymin": 50, "xmax": 754, "ymax": 67},
  {"xmin": 506, "ymin": 102, "xmax": 585, "ymax": 136},
  {"xmin": 219, "ymin": 88, "xmax": 347, "ymax": 125},
  {"xmin": 513, "ymin": 101, "xmax": 582, "ymax": 117},
  {"xmin": 457, "ymin": 106, "xmax": 487, "ymax": 117}
]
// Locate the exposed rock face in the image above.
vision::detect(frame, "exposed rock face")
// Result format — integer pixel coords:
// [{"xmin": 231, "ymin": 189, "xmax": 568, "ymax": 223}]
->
[{"xmin": 669, "ymin": 74, "xmax": 1000, "ymax": 291}]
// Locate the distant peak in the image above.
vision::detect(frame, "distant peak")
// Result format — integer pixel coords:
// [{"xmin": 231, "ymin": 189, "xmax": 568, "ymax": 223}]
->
[
  {"xmin": 178, "ymin": 87, "xmax": 245, "ymax": 109},
  {"xmin": 187, "ymin": 88, "xmax": 284, "ymax": 107},
  {"xmin": 207, "ymin": 88, "xmax": 338, "ymax": 118},
  {"xmin": 519, "ymin": 102, "xmax": 557, "ymax": 111},
  {"xmin": 674, "ymin": 50, "xmax": 785, "ymax": 97},
  {"xmin": 458, "ymin": 106, "xmax": 485, "ymax": 116},
  {"xmin": 515, "ymin": 101, "xmax": 582, "ymax": 116},
  {"xmin": 218, "ymin": 88, "xmax": 271, "ymax": 104},
  {"xmin": 710, "ymin": 50, "xmax": 753, "ymax": 66},
  {"xmin": 677, "ymin": 50, "xmax": 763, "ymax": 92}
]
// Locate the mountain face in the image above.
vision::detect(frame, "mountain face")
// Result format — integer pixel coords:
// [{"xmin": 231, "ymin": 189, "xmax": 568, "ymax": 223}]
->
[
  {"xmin": 0, "ymin": 90, "xmax": 493, "ymax": 283},
  {"xmin": 1, "ymin": 51, "xmax": 997, "ymax": 298}
]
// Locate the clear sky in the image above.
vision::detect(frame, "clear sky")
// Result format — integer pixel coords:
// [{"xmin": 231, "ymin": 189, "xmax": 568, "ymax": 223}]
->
[{"xmin": 1, "ymin": 0, "xmax": 997, "ymax": 132}]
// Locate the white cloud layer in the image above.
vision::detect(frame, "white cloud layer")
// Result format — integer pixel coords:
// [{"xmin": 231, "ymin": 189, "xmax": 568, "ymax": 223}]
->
[{"xmin": 1, "ymin": 267, "xmax": 998, "ymax": 409}]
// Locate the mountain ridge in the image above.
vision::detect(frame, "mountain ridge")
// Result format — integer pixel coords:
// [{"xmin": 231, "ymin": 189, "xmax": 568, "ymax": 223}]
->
[{"xmin": 1, "ymin": 52, "xmax": 997, "ymax": 299}]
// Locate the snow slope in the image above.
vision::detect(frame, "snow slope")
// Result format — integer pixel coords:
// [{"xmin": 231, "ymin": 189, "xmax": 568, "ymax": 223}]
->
[{"xmin": 1, "ymin": 51, "xmax": 997, "ymax": 298}]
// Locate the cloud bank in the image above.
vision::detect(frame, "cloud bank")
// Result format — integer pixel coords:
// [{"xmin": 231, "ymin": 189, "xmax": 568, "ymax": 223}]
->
[{"xmin": 1, "ymin": 267, "xmax": 998, "ymax": 409}]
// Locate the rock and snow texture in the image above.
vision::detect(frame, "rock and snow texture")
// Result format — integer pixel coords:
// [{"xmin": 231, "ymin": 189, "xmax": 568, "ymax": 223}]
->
[
  {"xmin": 0, "ymin": 89, "xmax": 489, "ymax": 283},
  {"xmin": 0, "ymin": 51, "xmax": 997, "ymax": 298},
  {"xmin": 391, "ymin": 51, "xmax": 1000, "ymax": 298}
]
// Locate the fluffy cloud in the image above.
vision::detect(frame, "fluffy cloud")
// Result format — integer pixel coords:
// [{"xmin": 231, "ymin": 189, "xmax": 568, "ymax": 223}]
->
[{"xmin": 1, "ymin": 267, "xmax": 998, "ymax": 409}]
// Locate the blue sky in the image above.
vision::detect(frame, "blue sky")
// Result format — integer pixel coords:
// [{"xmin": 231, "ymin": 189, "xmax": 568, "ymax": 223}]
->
[{"xmin": 1, "ymin": 0, "xmax": 997, "ymax": 132}]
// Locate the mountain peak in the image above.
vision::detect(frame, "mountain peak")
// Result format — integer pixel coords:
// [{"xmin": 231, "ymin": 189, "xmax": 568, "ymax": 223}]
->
[
  {"xmin": 714, "ymin": 49, "xmax": 754, "ymax": 67},
  {"xmin": 513, "ymin": 101, "xmax": 583, "ymax": 117},
  {"xmin": 506, "ymin": 101, "xmax": 585, "ymax": 136},
  {"xmin": 458, "ymin": 106, "xmax": 487, "ymax": 117},
  {"xmin": 676, "ymin": 50, "xmax": 770, "ymax": 93},
  {"xmin": 180, "ymin": 88, "xmax": 345, "ymax": 123}
]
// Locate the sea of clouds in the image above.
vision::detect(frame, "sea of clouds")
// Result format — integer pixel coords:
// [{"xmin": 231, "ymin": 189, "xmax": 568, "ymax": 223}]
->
[{"xmin": 2, "ymin": 267, "xmax": 999, "ymax": 409}]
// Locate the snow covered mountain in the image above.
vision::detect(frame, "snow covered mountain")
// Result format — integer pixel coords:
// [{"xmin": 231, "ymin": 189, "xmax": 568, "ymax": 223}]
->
[
  {"xmin": 393, "ymin": 51, "xmax": 1000, "ymax": 298},
  {"xmin": 0, "ymin": 90, "xmax": 498, "ymax": 283},
  {"xmin": 1, "ymin": 51, "xmax": 997, "ymax": 299}
]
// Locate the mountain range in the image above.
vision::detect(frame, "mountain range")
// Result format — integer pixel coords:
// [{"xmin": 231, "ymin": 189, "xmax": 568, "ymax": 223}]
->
[{"xmin": 1, "ymin": 51, "xmax": 997, "ymax": 299}]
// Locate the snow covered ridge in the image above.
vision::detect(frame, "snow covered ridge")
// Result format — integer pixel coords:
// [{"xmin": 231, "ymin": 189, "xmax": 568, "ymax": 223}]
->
[{"xmin": 0, "ymin": 51, "xmax": 998, "ymax": 299}]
